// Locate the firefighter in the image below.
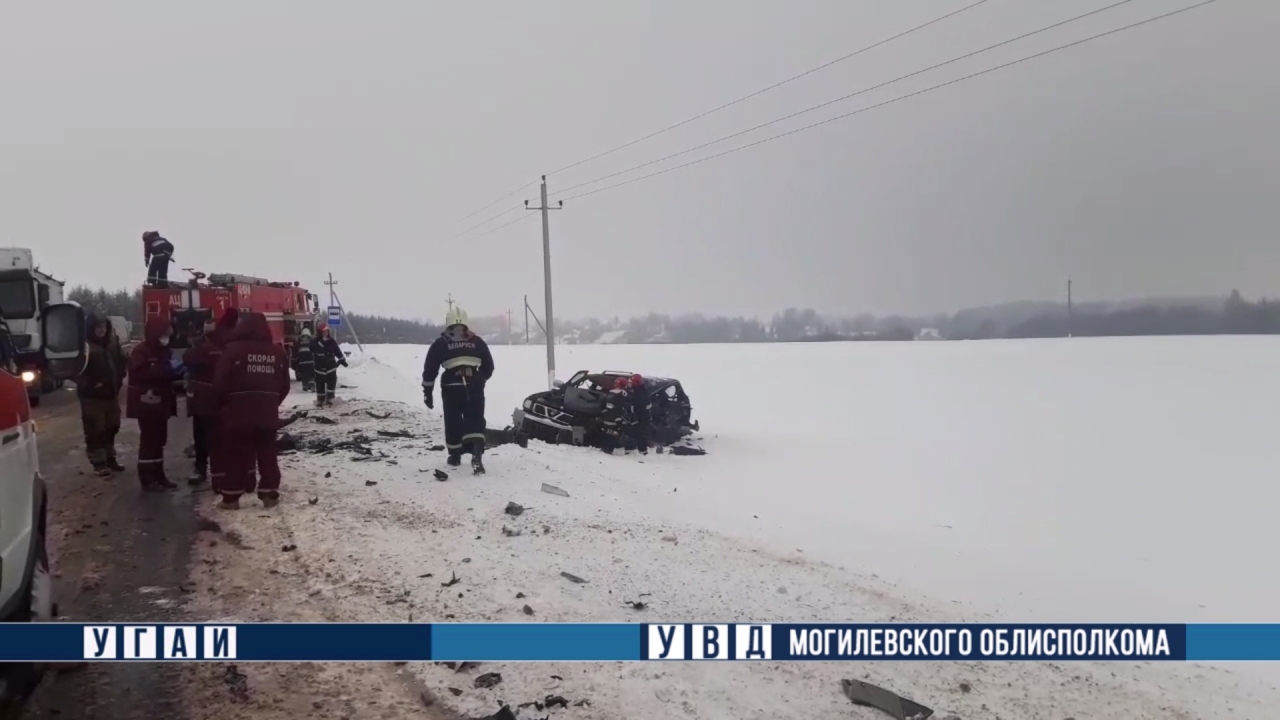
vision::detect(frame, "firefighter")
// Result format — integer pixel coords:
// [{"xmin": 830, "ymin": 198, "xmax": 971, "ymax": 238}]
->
[
  {"xmin": 126, "ymin": 316, "xmax": 181, "ymax": 491},
  {"xmin": 293, "ymin": 326, "xmax": 315, "ymax": 392},
  {"xmin": 213, "ymin": 311, "xmax": 291, "ymax": 509},
  {"xmin": 77, "ymin": 312, "xmax": 128, "ymax": 476},
  {"xmin": 422, "ymin": 307, "xmax": 494, "ymax": 474},
  {"xmin": 142, "ymin": 230, "xmax": 174, "ymax": 288},
  {"xmin": 184, "ymin": 309, "xmax": 238, "ymax": 487},
  {"xmin": 310, "ymin": 322, "xmax": 346, "ymax": 407}
]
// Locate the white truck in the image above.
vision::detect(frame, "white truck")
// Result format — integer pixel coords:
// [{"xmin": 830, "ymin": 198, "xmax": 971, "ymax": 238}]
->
[
  {"xmin": 0, "ymin": 299, "xmax": 86, "ymax": 711},
  {"xmin": 0, "ymin": 248, "xmax": 68, "ymax": 406}
]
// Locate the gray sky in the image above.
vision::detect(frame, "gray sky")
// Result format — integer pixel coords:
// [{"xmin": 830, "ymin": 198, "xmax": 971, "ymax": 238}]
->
[{"xmin": 1, "ymin": 0, "xmax": 1274, "ymax": 321}]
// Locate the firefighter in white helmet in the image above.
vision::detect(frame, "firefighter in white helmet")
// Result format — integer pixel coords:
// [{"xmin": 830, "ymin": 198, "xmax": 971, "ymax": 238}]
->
[{"xmin": 422, "ymin": 307, "xmax": 494, "ymax": 474}]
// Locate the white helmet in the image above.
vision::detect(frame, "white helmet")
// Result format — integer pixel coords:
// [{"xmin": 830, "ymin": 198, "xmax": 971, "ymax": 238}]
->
[
  {"xmin": 445, "ymin": 306, "xmax": 469, "ymax": 329},
  {"xmin": 300, "ymin": 326, "xmax": 312, "ymax": 337}
]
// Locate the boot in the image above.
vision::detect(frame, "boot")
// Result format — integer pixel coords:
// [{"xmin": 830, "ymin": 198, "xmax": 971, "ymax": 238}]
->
[
  {"xmin": 217, "ymin": 494, "xmax": 240, "ymax": 510},
  {"xmin": 470, "ymin": 441, "xmax": 486, "ymax": 475},
  {"xmin": 259, "ymin": 491, "xmax": 280, "ymax": 509},
  {"xmin": 154, "ymin": 467, "xmax": 178, "ymax": 490},
  {"xmin": 188, "ymin": 469, "xmax": 207, "ymax": 486},
  {"xmin": 106, "ymin": 457, "xmax": 126, "ymax": 473},
  {"xmin": 446, "ymin": 453, "xmax": 462, "ymax": 467},
  {"xmin": 138, "ymin": 465, "xmax": 165, "ymax": 492},
  {"xmin": 92, "ymin": 462, "xmax": 112, "ymax": 478}
]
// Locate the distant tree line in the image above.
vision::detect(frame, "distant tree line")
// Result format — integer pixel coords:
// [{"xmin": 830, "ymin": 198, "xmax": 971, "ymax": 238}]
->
[{"xmin": 66, "ymin": 286, "xmax": 1280, "ymax": 345}]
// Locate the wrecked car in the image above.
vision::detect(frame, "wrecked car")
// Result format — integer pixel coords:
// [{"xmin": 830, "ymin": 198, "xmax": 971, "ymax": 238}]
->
[{"xmin": 512, "ymin": 370, "xmax": 699, "ymax": 449}]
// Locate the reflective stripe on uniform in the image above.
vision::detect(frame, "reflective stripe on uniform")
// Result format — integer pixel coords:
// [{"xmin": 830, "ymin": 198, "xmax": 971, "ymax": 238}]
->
[
  {"xmin": 462, "ymin": 432, "xmax": 486, "ymax": 442},
  {"xmin": 441, "ymin": 356, "xmax": 482, "ymax": 370}
]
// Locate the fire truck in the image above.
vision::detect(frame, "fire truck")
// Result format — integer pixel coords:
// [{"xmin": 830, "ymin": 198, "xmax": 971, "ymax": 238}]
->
[
  {"xmin": 141, "ymin": 271, "xmax": 320, "ymax": 375},
  {"xmin": 0, "ymin": 300, "xmax": 86, "ymax": 711}
]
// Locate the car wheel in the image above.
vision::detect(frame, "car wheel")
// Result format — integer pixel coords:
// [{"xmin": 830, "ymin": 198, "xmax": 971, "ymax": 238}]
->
[{"xmin": 24, "ymin": 535, "xmax": 53, "ymax": 624}]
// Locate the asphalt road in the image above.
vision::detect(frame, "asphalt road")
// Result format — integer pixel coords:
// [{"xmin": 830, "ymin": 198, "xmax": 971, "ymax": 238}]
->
[{"xmin": 19, "ymin": 387, "xmax": 200, "ymax": 720}]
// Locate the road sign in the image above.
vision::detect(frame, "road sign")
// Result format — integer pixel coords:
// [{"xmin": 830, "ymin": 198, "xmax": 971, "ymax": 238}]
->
[{"xmin": 327, "ymin": 306, "xmax": 342, "ymax": 327}]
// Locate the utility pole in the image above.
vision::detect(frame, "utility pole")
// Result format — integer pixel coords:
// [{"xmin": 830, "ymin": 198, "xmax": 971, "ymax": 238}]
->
[
  {"xmin": 1067, "ymin": 277, "xmax": 1073, "ymax": 338},
  {"xmin": 446, "ymin": 293, "xmax": 454, "ymax": 314},
  {"xmin": 525, "ymin": 175, "xmax": 563, "ymax": 389},
  {"xmin": 325, "ymin": 273, "xmax": 337, "ymax": 310},
  {"xmin": 524, "ymin": 295, "xmax": 529, "ymax": 344},
  {"xmin": 506, "ymin": 308, "xmax": 512, "ymax": 342}
]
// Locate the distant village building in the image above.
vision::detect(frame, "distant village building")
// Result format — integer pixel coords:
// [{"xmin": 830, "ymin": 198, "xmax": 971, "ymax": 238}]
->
[{"xmin": 915, "ymin": 328, "xmax": 943, "ymax": 341}]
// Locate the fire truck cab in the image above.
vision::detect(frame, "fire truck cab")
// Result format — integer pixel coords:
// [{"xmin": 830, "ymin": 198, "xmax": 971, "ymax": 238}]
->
[
  {"xmin": 141, "ymin": 271, "xmax": 319, "ymax": 376},
  {"xmin": 0, "ymin": 301, "xmax": 86, "ymax": 710}
]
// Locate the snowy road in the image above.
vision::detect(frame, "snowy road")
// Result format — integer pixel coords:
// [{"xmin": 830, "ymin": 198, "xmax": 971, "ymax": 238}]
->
[{"xmin": 188, "ymin": 337, "xmax": 1280, "ymax": 719}]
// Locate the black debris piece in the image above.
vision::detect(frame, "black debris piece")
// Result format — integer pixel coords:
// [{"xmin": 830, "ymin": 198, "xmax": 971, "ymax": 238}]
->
[
  {"xmin": 523, "ymin": 605, "xmax": 534, "ymax": 616},
  {"xmin": 434, "ymin": 469, "xmax": 449, "ymax": 481},
  {"xmin": 276, "ymin": 433, "xmax": 299, "ymax": 452},
  {"xmin": 475, "ymin": 706, "xmax": 517, "ymax": 720},
  {"xmin": 365, "ymin": 480, "xmax": 377, "ymax": 486},
  {"xmin": 560, "ymin": 571, "xmax": 587, "ymax": 584},
  {"xmin": 573, "ymin": 699, "xmax": 591, "ymax": 707},
  {"xmin": 324, "ymin": 471, "xmax": 331, "ymax": 478},
  {"xmin": 196, "ymin": 518, "xmax": 223, "ymax": 533},
  {"xmin": 625, "ymin": 600, "xmax": 647, "ymax": 610},
  {"xmin": 377, "ymin": 429, "xmax": 414, "ymax": 438},
  {"xmin": 281, "ymin": 544, "xmax": 297, "ymax": 552},
  {"xmin": 386, "ymin": 459, "xmax": 398, "ymax": 465},
  {"xmin": 502, "ymin": 526, "xmax": 522, "ymax": 537},
  {"xmin": 441, "ymin": 572, "xmax": 461, "ymax": 587},
  {"xmin": 307, "ymin": 496, "xmax": 319, "ymax": 505},
  {"xmin": 670, "ymin": 445, "xmax": 706, "ymax": 456},
  {"xmin": 474, "ymin": 672, "xmax": 503, "ymax": 689},
  {"xmin": 419, "ymin": 691, "xmax": 434, "ymax": 707},
  {"xmin": 429, "ymin": 444, "xmax": 446, "ymax": 452},
  {"xmin": 550, "ymin": 675, "xmax": 563, "ymax": 681},
  {"xmin": 455, "ymin": 661, "xmax": 480, "ymax": 673},
  {"xmin": 367, "ymin": 411, "xmax": 392, "ymax": 420},
  {"xmin": 418, "ymin": 573, "xmax": 434, "ymax": 578},
  {"xmin": 544, "ymin": 695, "xmax": 569, "ymax": 709},
  {"xmin": 312, "ymin": 416, "xmax": 338, "ymax": 425},
  {"xmin": 515, "ymin": 592, "xmax": 526, "ymax": 599},
  {"xmin": 447, "ymin": 687, "xmax": 463, "ymax": 697},
  {"xmin": 504, "ymin": 502, "xmax": 524, "ymax": 517},
  {"xmin": 959, "ymin": 682, "xmax": 971, "ymax": 694},
  {"xmin": 840, "ymin": 678, "xmax": 934, "ymax": 720}
]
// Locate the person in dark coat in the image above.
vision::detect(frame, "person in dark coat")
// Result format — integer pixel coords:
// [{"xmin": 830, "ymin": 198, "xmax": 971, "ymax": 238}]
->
[
  {"xmin": 310, "ymin": 323, "xmax": 346, "ymax": 407},
  {"xmin": 126, "ymin": 316, "xmax": 180, "ymax": 491},
  {"xmin": 142, "ymin": 231, "xmax": 174, "ymax": 288},
  {"xmin": 293, "ymin": 326, "xmax": 315, "ymax": 392},
  {"xmin": 183, "ymin": 309, "xmax": 239, "ymax": 487},
  {"xmin": 627, "ymin": 374, "xmax": 652, "ymax": 454},
  {"xmin": 77, "ymin": 312, "xmax": 128, "ymax": 476},
  {"xmin": 213, "ymin": 312, "xmax": 291, "ymax": 509},
  {"xmin": 422, "ymin": 307, "xmax": 493, "ymax": 474}
]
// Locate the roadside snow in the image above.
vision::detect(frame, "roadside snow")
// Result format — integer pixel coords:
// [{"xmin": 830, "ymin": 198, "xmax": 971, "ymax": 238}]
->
[{"xmin": 193, "ymin": 337, "xmax": 1280, "ymax": 719}]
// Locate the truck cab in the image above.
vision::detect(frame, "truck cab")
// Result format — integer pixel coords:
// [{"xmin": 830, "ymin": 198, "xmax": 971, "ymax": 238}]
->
[
  {"xmin": 0, "ymin": 248, "xmax": 67, "ymax": 407},
  {"xmin": 0, "ymin": 300, "xmax": 86, "ymax": 711}
]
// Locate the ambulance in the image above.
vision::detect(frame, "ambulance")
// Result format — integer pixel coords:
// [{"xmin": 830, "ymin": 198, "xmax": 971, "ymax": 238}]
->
[{"xmin": 0, "ymin": 300, "xmax": 86, "ymax": 709}]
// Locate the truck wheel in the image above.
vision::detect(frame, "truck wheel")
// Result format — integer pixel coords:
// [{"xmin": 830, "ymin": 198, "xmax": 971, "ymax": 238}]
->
[{"xmin": 27, "ymin": 395, "xmax": 39, "ymax": 408}]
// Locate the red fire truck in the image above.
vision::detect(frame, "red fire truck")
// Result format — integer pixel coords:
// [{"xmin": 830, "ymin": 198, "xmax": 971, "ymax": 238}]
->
[{"xmin": 141, "ymin": 271, "xmax": 320, "ymax": 366}]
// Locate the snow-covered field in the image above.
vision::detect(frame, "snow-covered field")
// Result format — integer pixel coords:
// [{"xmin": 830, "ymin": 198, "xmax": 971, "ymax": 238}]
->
[{"xmin": 198, "ymin": 337, "xmax": 1280, "ymax": 719}]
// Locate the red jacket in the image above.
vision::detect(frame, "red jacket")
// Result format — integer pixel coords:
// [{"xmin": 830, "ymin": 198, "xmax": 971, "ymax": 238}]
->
[
  {"xmin": 126, "ymin": 317, "xmax": 178, "ymax": 420},
  {"xmin": 213, "ymin": 312, "xmax": 290, "ymax": 430},
  {"xmin": 183, "ymin": 310, "xmax": 239, "ymax": 417}
]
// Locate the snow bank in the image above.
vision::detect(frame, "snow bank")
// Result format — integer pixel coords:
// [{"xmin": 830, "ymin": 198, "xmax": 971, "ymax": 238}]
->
[{"xmin": 222, "ymin": 337, "xmax": 1280, "ymax": 719}]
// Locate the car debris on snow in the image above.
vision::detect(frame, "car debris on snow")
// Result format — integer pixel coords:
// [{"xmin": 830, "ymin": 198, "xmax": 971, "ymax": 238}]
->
[
  {"xmin": 625, "ymin": 600, "xmax": 647, "ymax": 610},
  {"xmin": 441, "ymin": 571, "xmax": 461, "ymax": 587},
  {"xmin": 502, "ymin": 526, "xmax": 522, "ymax": 537},
  {"xmin": 447, "ymin": 687, "xmax": 464, "ymax": 697},
  {"xmin": 311, "ymin": 415, "xmax": 338, "ymax": 425},
  {"xmin": 429, "ymin": 444, "xmax": 446, "ymax": 451},
  {"xmin": 540, "ymin": 482, "xmax": 569, "ymax": 497},
  {"xmin": 840, "ymin": 678, "xmax": 934, "ymax": 720},
  {"xmin": 281, "ymin": 544, "xmax": 297, "ymax": 552},
  {"xmin": 366, "ymin": 410, "xmax": 392, "ymax": 420},
  {"xmin": 308, "ymin": 496, "xmax": 319, "ymax": 505},
  {"xmin": 670, "ymin": 445, "xmax": 706, "ymax": 456},
  {"xmin": 473, "ymin": 672, "xmax": 503, "ymax": 689},
  {"xmin": 523, "ymin": 604, "xmax": 534, "ymax": 615},
  {"xmin": 365, "ymin": 479, "xmax": 377, "ymax": 486},
  {"xmin": 504, "ymin": 501, "xmax": 524, "ymax": 516},
  {"xmin": 377, "ymin": 429, "xmax": 414, "ymax": 438},
  {"xmin": 434, "ymin": 469, "xmax": 449, "ymax": 481},
  {"xmin": 560, "ymin": 571, "xmax": 587, "ymax": 584}
]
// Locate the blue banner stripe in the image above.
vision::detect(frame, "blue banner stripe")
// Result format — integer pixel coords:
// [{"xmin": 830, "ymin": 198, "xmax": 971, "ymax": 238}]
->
[
  {"xmin": 432, "ymin": 623, "xmax": 641, "ymax": 661},
  {"xmin": 1186, "ymin": 624, "xmax": 1280, "ymax": 661}
]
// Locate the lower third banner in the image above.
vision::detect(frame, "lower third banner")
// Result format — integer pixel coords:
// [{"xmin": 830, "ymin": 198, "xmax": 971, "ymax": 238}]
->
[{"xmin": 0, "ymin": 623, "xmax": 1275, "ymax": 662}]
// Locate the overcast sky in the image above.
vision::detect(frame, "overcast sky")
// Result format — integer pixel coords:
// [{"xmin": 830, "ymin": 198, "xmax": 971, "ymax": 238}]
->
[{"xmin": 1, "ymin": 0, "xmax": 1274, "ymax": 321}]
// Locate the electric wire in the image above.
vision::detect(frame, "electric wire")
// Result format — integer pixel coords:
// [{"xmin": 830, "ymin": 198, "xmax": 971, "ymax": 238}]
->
[
  {"xmin": 552, "ymin": 0, "xmax": 1141, "ymax": 199},
  {"xmin": 545, "ymin": 0, "xmax": 992, "ymax": 178},
  {"xmin": 450, "ymin": 179, "xmax": 538, "ymax": 226},
  {"xmin": 445, "ymin": 201, "xmax": 528, "ymax": 242},
  {"xmin": 468, "ymin": 211, "xmax": 537, "ymax": 241},
  {"xmin": 558, "ymin": 1, "xmax": 1216, "ymax": 203}
]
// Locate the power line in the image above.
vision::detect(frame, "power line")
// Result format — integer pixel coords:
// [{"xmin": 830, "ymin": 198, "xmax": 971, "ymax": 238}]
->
[
  {"xmin": 559, "ymin": 1, "xmax": 1216, "ymax": 203},
  {"xmin": 444, "ymin": 202, "xmax": 526, "ymax": 241},
  {"xmin": 553, "ymin": 0, "xmax": 1140, "ymax": 199},
  {"xmin": 468, "ymin": 211, "xmax": 537, "ymax": 241},
  {"xmin": 545, "ymin": 0, "xmax": 992, "ymax": 178},
  {"xmin": 449, "ymin": 178, "xmax": 538, "ymax": 227}
]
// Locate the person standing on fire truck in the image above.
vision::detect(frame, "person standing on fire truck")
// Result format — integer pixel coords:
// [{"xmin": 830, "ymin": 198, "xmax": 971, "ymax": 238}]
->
[
  {"xmin": 311, "ymin": 323, "xmax": 346, "ymax": 407},
  {"xmin": 422, "ymin": 307, "xmax": 494, "ymax": 474},
  {"xmin": 142, "ymin": 230, "xmax": 174, "ymax": 288},
  {"xmin": 213, "ymin": 312, "xmax": 291, "ymax": 509},
  {"xmin": 127, "ymin": 317, "xmax": 181, "ymax": 490}
]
